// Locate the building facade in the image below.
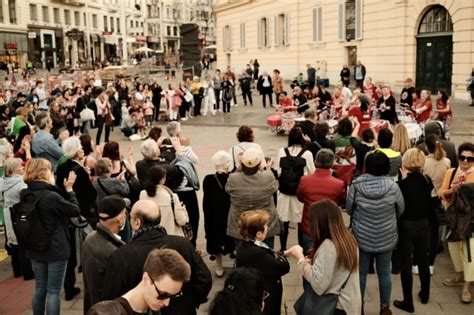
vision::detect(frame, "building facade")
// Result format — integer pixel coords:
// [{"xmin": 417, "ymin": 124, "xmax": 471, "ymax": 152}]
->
[{"xmin": 214, "ymin": 0, "xmax": 474, "ymax": 99}]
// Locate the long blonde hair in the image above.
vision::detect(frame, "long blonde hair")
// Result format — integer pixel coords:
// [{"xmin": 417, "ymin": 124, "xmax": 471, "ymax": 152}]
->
[{"xmin": 391, "ymin": 124, "xmax": 411, "ymax": 155}]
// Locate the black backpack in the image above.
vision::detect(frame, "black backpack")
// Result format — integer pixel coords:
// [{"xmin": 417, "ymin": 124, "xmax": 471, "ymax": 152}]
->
[
  {"xmin": 11, "ymin": 189, "xmax": 50, "ymax": 251},
  {"xmin": 161, "ymin": 145, "xmax": 177, "ymax": 163},
  {"xmin": 278, "ymin": 148, "xmax": 307, "ymax": 195}
]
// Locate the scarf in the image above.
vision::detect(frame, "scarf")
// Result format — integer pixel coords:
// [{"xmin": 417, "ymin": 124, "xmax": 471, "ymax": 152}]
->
[{"xmin": 132, "ymin": 224, "xmax": 167, "ymax": 241}]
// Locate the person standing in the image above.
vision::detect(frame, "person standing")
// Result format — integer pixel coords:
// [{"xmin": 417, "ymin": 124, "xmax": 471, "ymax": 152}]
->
[
  {"xmin": 340, "ymin": 65, "xmax": 351, "ymax": 88},
  {"xmin": 468, "ymin": 68, "xmax": 474, "ymax": 107},
  {"xmin": 212, "ymin": 69, "xmax": 222, "ymax": 112},
  {"xmin": 151, "ymin": 80, "xmax": 163, "ymax": 122},
  {"xmin": 82, "ymin": 196, "xmax": 127, "ymax": 312},
  {"xmin": 377, "ymin": 86, "xmax": 398, "ymax": 125},
  {"xmin": 190, "ymin": 76, "xmax": 203, "ymax": 117},
  {"xmin": 253, "ymin": 59, "xmax": 260, "ymax": 81},
  {"xmin": 354, "ymin": 60, "xmax": 366, "ymax": 88},
  {"xmin": 221, "ymin": 75, "xmax": 233, "ymax": 114},
  {"xmin": 24, "ymin": 158, "xmax": 81, "ymax": 315},
  {"xmin": 400, "ymin": 78, "xmax": 415, "ymax": 108},
  {"xmin": 394, "ymin": 149, "xmax": 433, "ymax": 313},
  {"xmin": 306, "ymin": 64, "xmax": 316, "ymax": 90},
  {"xmin": 238, "ymin": 71, "xmax": 253, "ymax": 106},
  {"xmin": 257, "ymin": 71, "xmax": 273, "ymax": 108},
  {"xmin": 95, "ymin": 89, "xmax": 112, "ymax": 145},
  {"xmin": 272, "ymin": 69, "xmax": 284, "ymax": 105},
  {"xmin": 225, "ymin": 67, "xmax": 238, "ymax": 106}
]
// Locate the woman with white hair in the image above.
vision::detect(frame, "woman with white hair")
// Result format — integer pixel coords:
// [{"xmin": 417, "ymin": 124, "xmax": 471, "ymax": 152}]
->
[
  {"xmin": 136, "ymin": 139, "xmax": 168, "ymax": 186},
  {"xmin": 0, "ymin": 158, "xmax": 33, "ymax": 280},
  {"xmin": 203, "ymin": 150, "xmax": 235, "ymax": 277},
  {"xmin": 56, "ymin": 136, "xmax": 98, "ymax": 301}
]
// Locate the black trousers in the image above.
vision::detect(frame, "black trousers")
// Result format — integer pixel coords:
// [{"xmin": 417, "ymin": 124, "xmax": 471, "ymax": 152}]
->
[
  {"xmin": 176, "ymin": 190, "xmax": 200, "ymax": 247},
  {"xmin": 95, "ymin": 116, "xmax": 110, "ymax": 145},
  {"xmin": 193, "ymin": 95, "xmax": 202, "ymax": 116},
  {"xmin": 64, "ymin": 226, "xmax": 77, "ymax": 295},
  {"xmin": 242, "ymin": 89, "xmax": 252, "ymax": 105},
  {"xmin": 9, "ymin": 244, "xmax": 34, "ymax": 279},
  {"xmin": 356, "ymin": 79, "xmax": 364, "ymax": 88},
  {"xmin": 262, "ymin": 91, "xmax": 273, "ymax": 107},
  {"xmin": 223, "ymin": 100, "xmax": 231, "ymax": 113},
  {"xmin": 275, "ymin": 92, "xmax": 281, "ymax": 105},
  {"xmin": 308, "ymin": 80, "xmax": 315, "ymax": 90},
  {"xmin": 398, "ymin": 219, "xmax": 431, "ymax": 304},
  {"xmin": 213, "ymin": 88, "xmax": 220, "ymax": 110}
]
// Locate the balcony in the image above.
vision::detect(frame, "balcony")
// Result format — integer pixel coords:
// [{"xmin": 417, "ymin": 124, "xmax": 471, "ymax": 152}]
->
[{"xmin": 51, "ymin": 0, "xmax": 86, "ymax": 6}]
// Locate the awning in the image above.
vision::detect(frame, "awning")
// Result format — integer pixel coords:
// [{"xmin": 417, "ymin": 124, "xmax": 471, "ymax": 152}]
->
[
  {"xmin": 97, "ymin": 34, "xmax": 105, "ymax": 42},
  {"xmin": 126, "ymin": 37, "xmax": 136, "ymax": 43},
  {"xmin": 104, "ymin": 34, "xmax": 118, "ymax": 45},
  {"xmin": 90, "ymin": 34, "xmax": 99, "ymax": 42}
]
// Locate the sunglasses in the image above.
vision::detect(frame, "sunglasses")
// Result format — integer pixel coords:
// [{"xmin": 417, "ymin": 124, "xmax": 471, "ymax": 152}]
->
[
  {"xmin": 459, "ymin": 155, "xmax": 474, "ymax": 162},
  {"xmin": 149, "ymin": 275, "xmax": 183, "ymax": 300}
]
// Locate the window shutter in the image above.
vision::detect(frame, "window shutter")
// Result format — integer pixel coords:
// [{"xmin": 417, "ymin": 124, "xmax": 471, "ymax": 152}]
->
[
  {"xmin": 317, "ymin": 7, "xmax": 322, "ymax": 42},
  {"xmin": 355, "ymin": 0, "xmax": 363, "ymax": 40},
  {"xmin": 338, "ymin": 3, "xmax": 345, "ymax": 41},
  {"xmin": 257, "ymin": 20, "xmax": 261, "ymax": 47},
  {"xmin": 223, "ymin": 27, "xmax": 226, "ymax": 50},
  {"xmin": 285, "ymin": 13, "xmax": 290, "ymax": 45},
  {"xmin": 273, "ymin": 16, "xmax": 277, "ymax": 47},
  {"xmin": 312, "ymin": 8, "xmax": 317, "ymax": 42},
  {"xmin": 228, "ymin": 26, "xmax": 232, "ymax": 49}
]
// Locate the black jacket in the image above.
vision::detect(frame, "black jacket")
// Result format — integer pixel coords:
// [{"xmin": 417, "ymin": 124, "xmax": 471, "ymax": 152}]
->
[
  {"xmin": 56, "ymin": 159, "xmax": 97, "ymax": 218},
  {"xmin": 83, "ymin": 224, "xmax": 125, "ymax": 312},
  {"xmin": 297, "ymin": 120, "xmax": 316, "ymax": 141},
  {"xmin": 101, "ymin": 229, "xmax": 212, "ymax": 315},
  {"xmin": 25, "ymin": 181, "xmax": 80, "ymax": 262},
  {"xmin": 257, "ymin": 75, "xmax": 273, "ymax": 94},
  {"xmin": 236, "ymin": 241, "xmax": 290, "ymax": 315}
]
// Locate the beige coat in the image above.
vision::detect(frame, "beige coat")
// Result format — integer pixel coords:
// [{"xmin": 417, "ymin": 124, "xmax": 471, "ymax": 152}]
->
[{"xmin": 272, "ymin": 74, "xmax": 284, "ymax": 93}]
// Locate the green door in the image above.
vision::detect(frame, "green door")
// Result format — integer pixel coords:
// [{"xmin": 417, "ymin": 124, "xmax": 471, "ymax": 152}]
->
[{"xmin": 416, "ymin": 35, "xmax": 452, "ymax": 95}]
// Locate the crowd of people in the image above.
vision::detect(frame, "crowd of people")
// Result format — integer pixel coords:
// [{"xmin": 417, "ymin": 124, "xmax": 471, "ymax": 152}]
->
[{"xmin": 0, "ymin": 64, "xmax": 472, "ymax": 315}]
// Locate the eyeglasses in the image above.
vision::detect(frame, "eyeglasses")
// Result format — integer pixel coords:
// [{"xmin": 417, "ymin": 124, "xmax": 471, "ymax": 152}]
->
[
  {"xmin": 149, "ymin": 275, "xmax": 183, "ymax": 300},
  {"xmin": 459, "ymin": 155, "xmax": 474, "ymax": 162},
  {"xmin": 263, "ymin": 291, "xmax": 270, "ymax": 301}
]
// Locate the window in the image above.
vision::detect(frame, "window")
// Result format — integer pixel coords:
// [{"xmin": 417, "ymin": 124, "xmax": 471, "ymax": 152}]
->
[
  {"xmin": 257, "ymin": 18, "xmax": 270, "ymax": 48},
  {"xmin": 141, "ymin": 22, "xmax": 144, "ymax": 28},
  {"xmin": 223, "ymin": 25, "xmax": 231, "ymax": 50},
  {"xmin": 0, "ymin": 2, "xmax": 3, "ymax": 23},
  {"xmin": 339, "ymin": 0, "xmax": 362, "ymax": 41},
  {"xmin": 418, "ymin": 5, "xmax": 453, "ymax": 34},
  {"xmin": 54, "ymin": 8, "xmax": 60, "ymax": 24},
  {"xmin": 74, "ymin": 11, "xmax": 80, "ymax": 26},
  {"xmin": 166, "ymin": 7, "xmax": 170, "ymax": 18},
  {"xmin": 147, "ymin": 4, "xmax": 151, "ymax": 17},
  {"xmin": 92, "ymin": 14, "xmax": 98, "ymax": 28},
  {"xmin": 173, "ymin": 26, "xmax": 177, "ymax": 36},
  {"xmin": 83, "ymin": 12, "xmax": 86, "ymax": 26},
  {"xmin": 130, "ymin": 20, "xmax": 133, "ymax": 28},
  {"xmin": 167, "ymin": 26, "xmax": 171, "ymax": 36},
  {"xmin": 312, "ymin": 6, "xmax": 323, "ymax": 42},
  {"xmin": 42, "ymin": 6, "xmax": 49, "ymax": 22},
  {"xmin": 30, "ymin": 4, "xmax": 37, "ymax": 21},
  {"xmin": 117, "ymin": 17, "xmax": 120, "ymax": 33},
  {"xmin": 104, "ymin": 15, "xmax": 108, "ymax": 31},
  {"xmin": 240, "ymin": 23, "xmax": 246, "ymax": 48},
  {"xmin": 135, "ymin": 21, "xmax": 139, "ymax": 28},
  {"xmin": 8, "ymin": 0, "xmax": 16, "ymax": 24},
  {"xmin": 64, "ymin": 10, "xmax": 71, "ymax": 25},
  {"xmin": 275, "ymin": 13, "xmax": 289, "ymax": 46},
  {"xmin": 110, "ymin": 17, "xmax": 114, "ymax": 32}
]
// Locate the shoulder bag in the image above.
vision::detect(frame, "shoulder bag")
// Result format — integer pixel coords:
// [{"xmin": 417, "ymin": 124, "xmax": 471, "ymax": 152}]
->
[
  {"xmin": 163, "ymin": 186, "xmax": 193, "ymax": 240},
  {"xmin": 424, "ymin": 175, "xmax": 447, "ymax": 226},
  {"xmin": 294, "ymin": 270, "xmax": 352, "ymax": 315}
]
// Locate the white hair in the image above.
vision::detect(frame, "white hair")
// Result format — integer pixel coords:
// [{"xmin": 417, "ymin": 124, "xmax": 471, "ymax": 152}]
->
[
  {"xmin": 167, "ymin": 121, "xmax": 181, "ymax": 137},
  {"xmin": 141, "ymin": 139, "xmax": 159, "ymax": 160},
  {"xmin": 62, "ymin": 136, "xmax": 82, "ymax": 159},
  {"xmin": 211, "ymin": 150, "xmax": 232, "ymax": 171}
]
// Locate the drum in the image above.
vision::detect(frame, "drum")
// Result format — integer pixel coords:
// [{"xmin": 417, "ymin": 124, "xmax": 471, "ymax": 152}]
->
[
  {"xmin": 405, "ymin": 122, "xmax": 422, "ymax": 144},
  {"xmin": 396, "ymin": 109, "xmax": 415, "ymax": 123},
  {"xmin": 267, "ymin": 114, "xmax": 282, "ymax": 128},
  {"xmin": 281, "ymin": 115, "xmax": 296, "ymax": 132},
  {"xmin": 370, "ymin": 119, "xmax": 390, "ymax": 133},
  {"xmin": 328, "ymin": 119, "xmax": 338, "ymax": 135}
]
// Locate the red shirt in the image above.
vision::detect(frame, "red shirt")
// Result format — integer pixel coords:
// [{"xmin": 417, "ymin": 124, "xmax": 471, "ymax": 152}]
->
[
  {"xmin": 436, "ymin": 98, "xmax": 452, "ymax": 120},
  {"xmin": 413, "ymin": 99, "xmax": 432, "ymax": 123},
  {"xmin": 297, "ymin": 168, "xmax": 346, "ymax": 235},
  {"xmin": 363, "ymin": 85, "xmax": 377, "ymax": 102}
]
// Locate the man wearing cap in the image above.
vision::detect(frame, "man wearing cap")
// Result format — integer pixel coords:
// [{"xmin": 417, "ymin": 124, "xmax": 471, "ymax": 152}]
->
[
  {"xmin": 82, "ymin": 196, "xmax": 127, "ymax": 312},
  {"xmin": 11, "ymin": 92, "xmax": 26, "ymax": 111},
  {"xmin": 101, "ymin": 200, "xmax": 212, "ymax": 315},
  {"xmin": 225, "ymin": 147, "xmax": 280, "ymax": 248}
]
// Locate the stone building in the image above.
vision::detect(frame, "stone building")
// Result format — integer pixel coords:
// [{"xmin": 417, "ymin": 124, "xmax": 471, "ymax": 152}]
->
[{"xmin": 214, "ymin": 0, "xmax": 474, "ymax": 99}]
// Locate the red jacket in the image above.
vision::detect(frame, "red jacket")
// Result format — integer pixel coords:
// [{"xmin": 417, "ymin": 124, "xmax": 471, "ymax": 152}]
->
[{"xmin": 297, "ymin": 168, "xmax": 346, "ymax": 235}]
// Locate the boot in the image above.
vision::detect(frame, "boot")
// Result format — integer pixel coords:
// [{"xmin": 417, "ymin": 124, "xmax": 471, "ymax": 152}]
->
[{"xmin": 380, "ymin": 305, "xmax": 392, "ymax": 315}]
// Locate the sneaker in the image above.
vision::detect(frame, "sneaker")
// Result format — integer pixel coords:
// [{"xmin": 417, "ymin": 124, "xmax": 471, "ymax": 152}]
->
[
  {"xmin": 181, "ymin": 117, "xmax": 188, "ymax": 121},
  {"xmin": 443, "ymin": 276, "xmax": 465, "ymax": 286},
  {"xmin": 412, "ymin": 265, "xmax": 419, "ymax": 275},
  {"xmin": 429, "ymin": 266, "xmax": 434, "ymax": 275}
]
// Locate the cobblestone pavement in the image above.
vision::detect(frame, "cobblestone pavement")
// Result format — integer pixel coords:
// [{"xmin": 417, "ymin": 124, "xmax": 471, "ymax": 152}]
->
[{"xmin": 0, "ymin": 92, "xmax": 473, "ymax": 315}]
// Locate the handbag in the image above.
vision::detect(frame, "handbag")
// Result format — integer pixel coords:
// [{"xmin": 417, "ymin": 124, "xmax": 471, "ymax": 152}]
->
[
  {"xmin": 294, "ymin": 271, "xmax": 351, "ymax": 315},
  {"xmin": 80, "ymin": 107, "xmax": 95, "ymax": 122},
  {"xmin": 164, "ymin": 186, "xmax": 193, "ymax": 240}
]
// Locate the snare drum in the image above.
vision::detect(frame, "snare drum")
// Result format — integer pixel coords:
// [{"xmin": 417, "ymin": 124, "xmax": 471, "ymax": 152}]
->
[
  {"xmin": 370, "ymin": 119, "xmax": 390, "ymax": 133},
  {"xmin": 405, "ymin": 122, "xmax": 422, "ymax": 144},
  {"xmin": 267, "ymin": 114, "xmax": 282, "ymax": 127},
  {"xmin": 281, "ymin": 115, "xmax": 296, "ymax": 132},
  {"xmin": 396, "ymin": 109, "xmax": 415, "ymax": 123},
  {"xmin": 328, "ymin": 119, "xmax": 338, "ymax": 135}
]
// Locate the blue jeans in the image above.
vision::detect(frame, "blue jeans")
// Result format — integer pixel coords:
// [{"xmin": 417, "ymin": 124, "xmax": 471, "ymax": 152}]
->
[
  {"xmin": 359, "ymin": 249, "xmax": 392, "ymax": 307},
  {"xmin": 302, "ymin": 234, "xmax": 313, "ymax": 255},
  {"xmin": 31, "ymin": 260, "xmax": 68, "ymax": 315}
]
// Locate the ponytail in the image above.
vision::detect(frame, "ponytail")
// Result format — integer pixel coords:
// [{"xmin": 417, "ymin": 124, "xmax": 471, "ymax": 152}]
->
[
  {"xmin": 425, "ymin": 134, "xmax": 446, "ymax": 161},
  {"xmin": 144, "ymin": 165, "xmax": 167, "ymax": 197}
]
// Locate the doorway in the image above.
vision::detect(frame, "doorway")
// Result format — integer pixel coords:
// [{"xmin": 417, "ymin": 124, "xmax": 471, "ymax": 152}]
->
[{"xmin": 416, "ymin": 5, "xmax": 453, "ymax": 94}]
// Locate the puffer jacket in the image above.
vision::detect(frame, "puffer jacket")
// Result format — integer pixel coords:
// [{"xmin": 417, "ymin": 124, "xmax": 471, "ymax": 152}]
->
[
  {"xmin": 346, "ymin": 174, "xmax": 405, "ymax": 252},
  {"xmin": 0, "ymin": 175, "xmax": 27, "ymax": 245}
]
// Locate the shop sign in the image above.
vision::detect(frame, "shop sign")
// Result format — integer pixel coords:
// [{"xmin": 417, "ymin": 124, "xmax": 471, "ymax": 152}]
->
[
  {"xmin": 4, "ymin": 43, "xmax": 17, "ymax": 50},
  {"xmin": 66, "ymin": 28, "xmax": 83, "ymax": 40},
  {"xmin": 28, "ymin": 32, "xmax": 37, "ymax": 39},
  {"xmin": 103, "ymin": 32, "xmax": 113, "ymax": 35}
]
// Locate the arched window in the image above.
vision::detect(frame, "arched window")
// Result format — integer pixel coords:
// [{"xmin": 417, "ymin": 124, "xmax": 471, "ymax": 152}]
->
[{"xmin": 418, "ymin": 5, "xmax": 453, "ymax": 34}]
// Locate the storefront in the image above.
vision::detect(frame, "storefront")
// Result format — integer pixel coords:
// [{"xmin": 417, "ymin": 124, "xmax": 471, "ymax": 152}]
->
[
  {"xmin": 103, "ymin": 32, "xmax": 119, "ymax": 62},
  {"xmin": 27, "ymin": 26, "xmax": 64, "ymax": 69},
  {"xmin": 0, "ymin": 32, "xmax": 28, "ymax": 69},
  {"xmin": 65, "ymin": 28, "xmax": 85, "ymax": 67},
  {"xmin": 90, "ymin": 33, "xmax": 104, "ymax": 64}
]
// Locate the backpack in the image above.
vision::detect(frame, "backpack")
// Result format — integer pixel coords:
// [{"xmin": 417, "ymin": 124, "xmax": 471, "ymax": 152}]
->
[
  {"xmin": 161, "ymin": 145, "xmax": 176, "ymax": 163},
  {"xmin": 278, "ymin": 148, "xmax": 307, "ymax": 195},
  {"xmin": 11, "ymin": 189, "xmax": 50, "ymax": 251}
]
